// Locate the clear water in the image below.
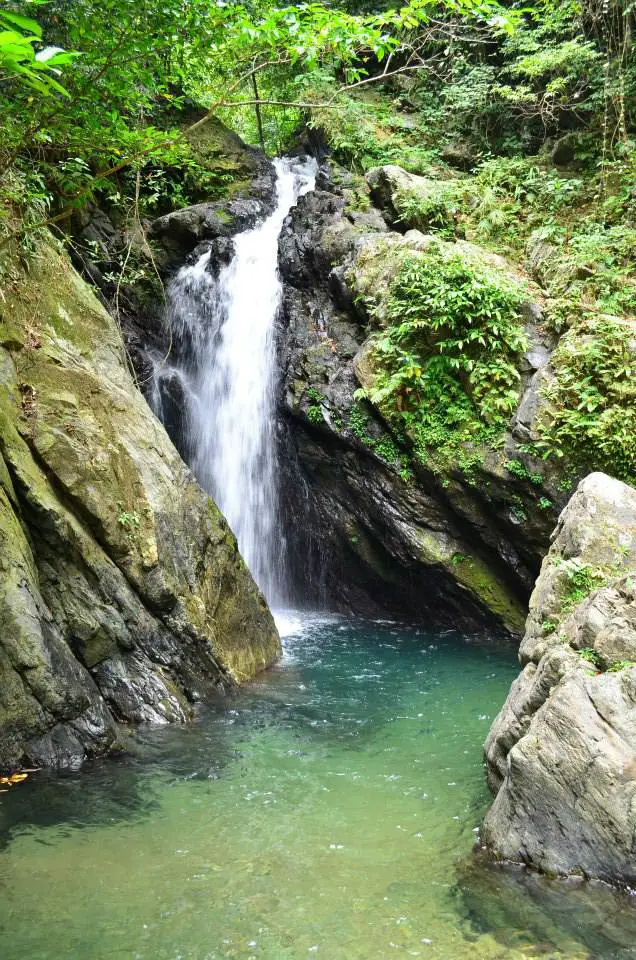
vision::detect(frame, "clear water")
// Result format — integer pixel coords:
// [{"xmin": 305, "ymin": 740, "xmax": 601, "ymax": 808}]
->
[
  {"xmin": 156, "ymin": 158, "xmax": 317, "ymax": 602},
  {"xmin": 2, "ymin": 616, "xmax": 636, "ymax": 960}
]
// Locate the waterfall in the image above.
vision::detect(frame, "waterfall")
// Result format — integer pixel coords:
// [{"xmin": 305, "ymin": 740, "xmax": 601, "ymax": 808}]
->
[{"xmin": 156, "ymin": 157, "xmax": 317, "ymax": 604}]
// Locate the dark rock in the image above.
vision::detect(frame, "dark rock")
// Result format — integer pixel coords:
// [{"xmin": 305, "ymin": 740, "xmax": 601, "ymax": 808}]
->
[
  {"xmin": 440, "ymin": 142, "xmax": 476, "ymax": 170},
  {"xmin": 206, "ymin": 236, "xmax": 235, "ymax": 278},
  {"xmin": 551, "ymin": 136, "xmax": 576, "ymax": 167},
  {"xmin": 148, "ymin": 193, "xmax": 273, "ymax": 265},
  {"xmin": 274, "ymin": 165, "xmax": 565, "ymax": 633}
]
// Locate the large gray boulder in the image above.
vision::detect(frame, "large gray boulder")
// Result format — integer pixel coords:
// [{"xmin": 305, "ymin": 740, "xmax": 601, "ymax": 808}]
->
[
  {"xmin": 482, "ymin": 472, "xmax": 636, "ymax": 884},
  {"xmin": 365, "ymin": 164, "xmax": 463, "ymax": 235}
]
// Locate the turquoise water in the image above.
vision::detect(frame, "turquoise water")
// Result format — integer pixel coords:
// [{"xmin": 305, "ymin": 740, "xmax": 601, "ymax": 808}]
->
[{"xmin": 1, "ymin": 615, "xmax": 636, "ymax": 959}]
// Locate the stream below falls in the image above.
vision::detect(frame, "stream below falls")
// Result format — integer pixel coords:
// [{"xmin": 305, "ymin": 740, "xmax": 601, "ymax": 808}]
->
[{"xmin": 2, "ymin": 614, "xmax": 636, "ymax": 960}]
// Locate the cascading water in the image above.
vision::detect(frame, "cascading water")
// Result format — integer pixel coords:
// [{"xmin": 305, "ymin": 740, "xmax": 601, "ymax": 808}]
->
[{"xmin": 156, "ymin": 157, "xmax": 317, "ymax": 604}]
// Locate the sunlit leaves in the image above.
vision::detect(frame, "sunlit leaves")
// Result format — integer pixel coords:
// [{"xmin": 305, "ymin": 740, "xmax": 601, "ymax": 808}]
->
[{"xmin": 0, "ymin": 7, "xmax": 77, "ymax": 97}]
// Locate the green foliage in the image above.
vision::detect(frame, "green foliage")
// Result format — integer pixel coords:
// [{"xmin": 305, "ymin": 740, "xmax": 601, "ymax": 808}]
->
[
  {"xmin": 579, "ymin": 647, "xmax": 601, "ymax": 668},
  {"xmin": 364, "ymin": 245, "xmax": 527, "ymax": 471},
  {"xmin": 347, "ymin": 400, "xmax": 411, "ymax": 476},
  {"xmin": 117, "ymin": 504, "xmax": 141, "ymax": 543},
  {"xmin": 560, "ymin": 559, "xmax": 607, "ymax": 613},
  {"xmin": 510, "ymin": 496, "xmax": 529, "ymax": 523},
  {"xmin": 309, "ymin": 82, "xmax": 439, "ymax": 173},
  {"xmin": 536, "ymin": 315, "xmax": 636, "ymax": 484},
  {"xmin": 0, "ymin": 6, "xmax": 77, "ymax": 98},
  {"xmin": 607, "ymin": 660, "xmax": 636, "ymax": 673},
  {"xmin": 579, "ymin": 650, "xmax": 636, "ymax": 674},
  {"xmin": 0, "ymin": 0, "xmax": 522, "ymax": 243},
  {"xmin": 306, "ymin": 387, "xmax": 325, "ymax": 424},
  {"xmin": 393, "ymin": 184, "xmax": 464, "ymax": 239},
  {"xmin": 504, "ymin": 458, "xmax": 542, "ymax": 485}
]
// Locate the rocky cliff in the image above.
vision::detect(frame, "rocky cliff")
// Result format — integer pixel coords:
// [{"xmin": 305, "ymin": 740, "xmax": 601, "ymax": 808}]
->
[
  {"xmin": 0, "ymin": 235, "xmax": 280, "ymax": 770},
  {"xmin": 483, "ymin": 472, "xmax": 636, "ymax": 884},
  {"xmin": 274, "ymin": 163, "xmax": 566, "ymax": 632}
]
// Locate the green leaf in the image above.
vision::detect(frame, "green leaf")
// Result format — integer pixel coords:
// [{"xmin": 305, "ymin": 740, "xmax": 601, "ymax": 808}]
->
[{"xmin": 0, "ymin": 10, "xmax": 42, "ymax": 37}]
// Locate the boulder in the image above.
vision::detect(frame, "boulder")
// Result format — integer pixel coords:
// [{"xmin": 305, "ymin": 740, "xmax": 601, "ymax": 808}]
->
[
  {"xmin": 365, "ymin": 164, "xmax": 463, "ymax": 235},
  {"xmin": 483, "ymin": 472, "xmax": 636, "ymax": 885},
  {"xmin": 0, "ymin": 236, "xmax": 280, "ymax": 769},
  {"xmin": 440, "ymin": 141, "xmax": 476, "ymax": 171},
  {"xmin": 551, "ymin": 135, "xmax": 576, "ymax": 167}
]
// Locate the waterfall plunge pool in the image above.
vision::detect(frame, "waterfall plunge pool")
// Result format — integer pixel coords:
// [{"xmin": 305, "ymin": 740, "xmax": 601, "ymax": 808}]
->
[{"xmin": 2, "ymin": 615, "xmax": 636, "ymax": 960}]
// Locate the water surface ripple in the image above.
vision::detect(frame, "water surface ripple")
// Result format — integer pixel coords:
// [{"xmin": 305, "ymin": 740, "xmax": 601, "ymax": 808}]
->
[{"xmin": 1, "ymin": 616, "xmax": 636, "ymax": 959}]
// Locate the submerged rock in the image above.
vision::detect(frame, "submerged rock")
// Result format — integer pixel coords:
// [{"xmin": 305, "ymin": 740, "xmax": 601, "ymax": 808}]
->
[
  {"xmin": 483, "ymin": 472, "xmax": 636, "ymax": 885},
  {"xmin": 0, "ymin": 236, "xmax": 280, "ymax": 769}
]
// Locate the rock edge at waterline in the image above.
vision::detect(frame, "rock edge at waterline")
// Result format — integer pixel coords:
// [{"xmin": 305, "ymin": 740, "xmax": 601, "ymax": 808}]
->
[
  {"xmin": 482, "ymin": 472, "xmax": 636, "ymax": 885},
  {"xmin": 0, "ymin": 235, "xmax": 280, "ymax": 770}
]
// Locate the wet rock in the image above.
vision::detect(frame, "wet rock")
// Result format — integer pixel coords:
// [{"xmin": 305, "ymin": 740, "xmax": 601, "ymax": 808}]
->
[
  {"xmin": 275, "ymin": 165, "xmax": 561, "ymax": 632},
  {"xmin": 205, "ymin": 236, "xmax": 235, "ymax": 278},
  {"xmin": 148, "ymin": 195, "xmax": 271, "ymax": 264},
  {"xmin": 483, "ymin": 473, "xmax": 636, "ymax": 885}
]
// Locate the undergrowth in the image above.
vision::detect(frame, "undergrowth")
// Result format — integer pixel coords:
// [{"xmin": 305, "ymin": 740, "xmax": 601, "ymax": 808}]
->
[
  {"xmin": 359, "ymin": 245, "xmax": 528, "ymax": 472},
  {"xmin": 535, "ymin": 315, "xmax": 636, "ymax": 484}
]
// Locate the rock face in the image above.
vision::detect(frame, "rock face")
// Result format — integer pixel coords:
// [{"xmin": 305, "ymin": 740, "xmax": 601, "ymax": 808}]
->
[
  {"xmin": 0, "ymin": 236, "xmax": 280, "ymax": 769},
  {"xmin": 275, "ymin": 164, "xmax": 562, "ymax": 632},
  {"xmin": 483, "ymin": 472, "xmax": 636, "ymax": 884}
]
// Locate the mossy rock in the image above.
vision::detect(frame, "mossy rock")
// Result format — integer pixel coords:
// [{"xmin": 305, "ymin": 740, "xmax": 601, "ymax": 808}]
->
[{"xmin": 0, "ymin": 234, "xmax": 280, "ymax": 767}]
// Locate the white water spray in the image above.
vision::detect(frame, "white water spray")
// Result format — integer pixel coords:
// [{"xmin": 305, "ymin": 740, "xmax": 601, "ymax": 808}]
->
[{"xmin": 159, "ymin": 157, "xmax": 317, "ymax": 603}]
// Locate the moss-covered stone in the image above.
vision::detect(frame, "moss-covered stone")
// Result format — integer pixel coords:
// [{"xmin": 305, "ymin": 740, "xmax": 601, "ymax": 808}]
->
[{"xmin": 0, "ymin": 234, "xmax": 280, "ymax": 768}]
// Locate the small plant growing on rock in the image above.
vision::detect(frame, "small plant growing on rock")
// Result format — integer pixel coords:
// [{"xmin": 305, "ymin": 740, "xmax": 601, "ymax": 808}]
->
[
  {"xmin": 560, "ymin": 559, "xmax": 607, "ymax": 612},
  {"xmin": 607, "ymin": 660, "xmax": 636, "ymax": 673},
  {"xmin": 579, "ymin": 648, "xmax": 601, "ymax": 668},
  {"xmin": 504, "ymin": 458, "xmax": 542, "ymax": 485},
  {"xmin": 306, "ymin": 387, "xmax": 325, "ymax": 425},
  {"xmin": 117, "ymin": 504, "xmax": 141, "ymax": 543}
]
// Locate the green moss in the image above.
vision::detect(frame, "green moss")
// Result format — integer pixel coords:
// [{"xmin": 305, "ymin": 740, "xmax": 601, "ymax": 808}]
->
[
  {"xmin": 1, "ymin": 237, "xmax": 119, "ymax": 359},
  {"xmin": 414, "ymin": 532, "xmax": 525, "ymax": 633},
  {"xmin": 449, "ymin": 552, "xmax": 526, "ymax": 633}
]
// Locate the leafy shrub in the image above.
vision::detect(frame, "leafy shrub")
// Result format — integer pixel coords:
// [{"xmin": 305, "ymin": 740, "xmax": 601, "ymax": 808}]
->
[
  {"xmin": 393, "ymin": 184, "xmax": 465, "ymax": 240},
  {"xmin": 364, "ymin": 245, "xmax": 528, "ymax": 468},
  {"xmin": 536, "ymin": 315, "xmax": 636, "ymax": 484}
]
